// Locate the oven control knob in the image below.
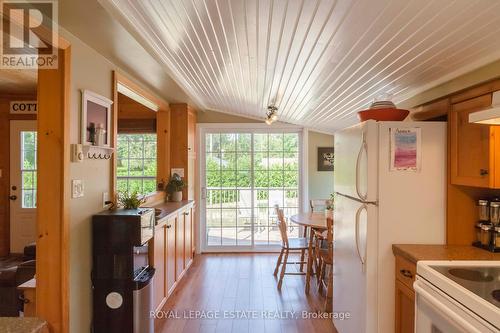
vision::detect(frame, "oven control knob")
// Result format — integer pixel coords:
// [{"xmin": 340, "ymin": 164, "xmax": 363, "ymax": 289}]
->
[{"xmin": 105, "ymin": 292, "xmax": 123, "ymax": 309}]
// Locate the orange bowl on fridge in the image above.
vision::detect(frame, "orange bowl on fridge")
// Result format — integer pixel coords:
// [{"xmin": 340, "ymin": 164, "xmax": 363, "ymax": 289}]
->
[{"xmin": 357, "ymin": 108, "xmax": 409, "ymax": 122}]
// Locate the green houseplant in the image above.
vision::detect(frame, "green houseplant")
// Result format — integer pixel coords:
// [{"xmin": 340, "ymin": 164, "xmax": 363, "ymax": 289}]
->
[
  {"xmin": 166, "ymin": 173, "xmax": 187, "ymax": 202},
  {"xmin": 118, "ymin": 191, "xmax": 146, "ymax": 209}
]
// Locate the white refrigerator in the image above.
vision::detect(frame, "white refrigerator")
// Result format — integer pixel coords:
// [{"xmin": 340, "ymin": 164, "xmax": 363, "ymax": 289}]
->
[{"xmin": 332, "ymin": 120, "xmax": 447, "ymax": 333}]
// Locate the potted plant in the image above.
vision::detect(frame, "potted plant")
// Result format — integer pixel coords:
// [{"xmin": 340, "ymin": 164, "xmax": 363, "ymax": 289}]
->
[
  {"xmin": 166, "ymin": 173, "xmax": 187, "ymax": 202},
  {"xmin": 325, "ymin": 193, "xmax": 335, "ymax": 218},
  {"xmin": 118, "ymin": 191, "xmax": 146, "ymax": 209}
]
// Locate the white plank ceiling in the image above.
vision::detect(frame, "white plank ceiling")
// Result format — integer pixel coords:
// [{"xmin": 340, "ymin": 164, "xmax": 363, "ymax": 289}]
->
[{"xmin": 101, "ymin": 0, "xmax": 500, "ymax": 131}]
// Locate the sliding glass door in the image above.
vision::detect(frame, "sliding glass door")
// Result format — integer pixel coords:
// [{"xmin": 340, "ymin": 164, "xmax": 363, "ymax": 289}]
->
[{"xmin": 201, "ymin": 127, "xmax": 301, "ymax": 251}]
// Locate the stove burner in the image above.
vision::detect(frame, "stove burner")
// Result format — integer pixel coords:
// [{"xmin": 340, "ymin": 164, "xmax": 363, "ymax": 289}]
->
[
  {"xmin": 448, "ymin": 268, "xmax": 494, "ymax": 282},
  {"xmin": 493, "ymin": 290, "xmax": 500, "ymax": 303}
]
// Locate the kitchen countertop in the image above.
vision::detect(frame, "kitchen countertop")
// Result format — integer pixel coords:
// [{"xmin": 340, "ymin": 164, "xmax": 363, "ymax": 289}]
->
[
  {"xmin": 0, "ymin": 318, "xmax": 48, "ymax": 333},
  {"xmin": 152, "ymin": 200, "xmax": 194, "ymax": 225},
  {"xmin": 392, "ymin": 244, "xmax": 500, "ymax": 264}
]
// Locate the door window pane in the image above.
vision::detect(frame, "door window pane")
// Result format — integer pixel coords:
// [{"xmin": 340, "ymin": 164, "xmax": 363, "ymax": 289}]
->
[
  {"xmin": 204, "ymin": 132, "xmax": 300, "ymax": 247},
  {"xmin": 21, "ymin": 131, "xmax": 37, "ymax": 208}
]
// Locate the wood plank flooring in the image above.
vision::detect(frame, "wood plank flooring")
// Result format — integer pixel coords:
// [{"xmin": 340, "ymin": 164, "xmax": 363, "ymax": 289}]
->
[{"xmin": 154, "ymin": 253, "xmax": 337, "ymax": 333}]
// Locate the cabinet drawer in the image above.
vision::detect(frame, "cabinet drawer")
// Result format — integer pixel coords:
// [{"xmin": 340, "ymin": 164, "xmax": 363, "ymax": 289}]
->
[{"xmin": 395, "ymin": 255, "xmax": 416, "ymax": 290}]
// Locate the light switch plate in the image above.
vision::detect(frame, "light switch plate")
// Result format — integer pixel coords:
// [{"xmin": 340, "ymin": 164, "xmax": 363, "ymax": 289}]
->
[
  {"xmin": 171, "ymin": 168, "xmax": 184, "ymax": 177},
  {"xmin": 71, "ymin": 179, "xmax": 84, "ymax": 198},
  {"xmin": 102, "ymin": 192, "xmax": 109, "ymax": 208}
]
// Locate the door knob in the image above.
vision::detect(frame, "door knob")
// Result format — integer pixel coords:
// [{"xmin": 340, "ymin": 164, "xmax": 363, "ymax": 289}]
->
[{"xmin": 9, "ymin": 195, "xmax": 17, "ymax": 201}]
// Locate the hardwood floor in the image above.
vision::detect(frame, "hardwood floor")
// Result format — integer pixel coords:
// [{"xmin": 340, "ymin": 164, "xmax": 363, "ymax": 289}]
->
[{"xmin": 154, "ymin": 253, "xmax": 337, "ymax": 333}]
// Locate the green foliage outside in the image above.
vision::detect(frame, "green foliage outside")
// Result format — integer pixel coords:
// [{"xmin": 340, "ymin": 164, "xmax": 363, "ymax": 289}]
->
[
  {"xmin": 117, "ymin": 133, "xmax": 157, "ymax": 194},
  {"xmin": 205, "ymin": 133, "xmax": 299, "ymax": 204}
]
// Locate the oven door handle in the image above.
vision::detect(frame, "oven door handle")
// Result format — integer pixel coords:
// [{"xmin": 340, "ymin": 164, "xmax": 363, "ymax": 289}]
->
[{"xmin": 414, "ymin": 281, "xmax": 483, "ymax": 333}]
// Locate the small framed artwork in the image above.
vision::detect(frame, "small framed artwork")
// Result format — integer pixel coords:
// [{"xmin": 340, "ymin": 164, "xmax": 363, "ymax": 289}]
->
[
  {"xmin": 390, "ymin": 127, "xmax": 421, "ymax": 172},
  {"xmin": 318, "ymin": 147, "xmax": 334, "ymax": 171},
  {"xmin": 80, "ymin": 90, "xmax": 113, "ymax": 147}
]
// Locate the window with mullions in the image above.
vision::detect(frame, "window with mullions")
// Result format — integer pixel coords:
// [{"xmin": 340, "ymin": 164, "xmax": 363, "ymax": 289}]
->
[
  {"xmin": 116, "ymin": 133, "xmax": 157, "ymax": 194},
  {"xmin": 205, "ymin": 132, "xmax": 300, "ymax": 247}
]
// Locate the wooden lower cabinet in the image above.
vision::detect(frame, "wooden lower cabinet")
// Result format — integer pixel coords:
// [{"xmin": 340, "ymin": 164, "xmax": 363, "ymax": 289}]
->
[
  {"xmin": 153, "ymin": 224, "xmax": 166, "ymax": 311},
  {"xmin": 184, "ymin": 207, "xmax": 193, "ymax": 268},
  {"xmin": 152, "ymin": 202, "xmax": 195, "ymax": 313},
  {"xmin": 176, "ymin": 211, "xmax": 185, "ymax": 280},
  {"xmin": 166, "ymin": 216, "xmax": 176, "ymax": 295},
  {"xmin": 394, "ymin": 254, "xmax": 416, "ymax": 333},
  {"xmin": 395, "ymin": 279, "xmax": 415, "ymax": 333}
]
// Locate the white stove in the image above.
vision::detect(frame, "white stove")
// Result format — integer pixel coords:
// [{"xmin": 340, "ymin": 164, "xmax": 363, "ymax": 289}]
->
[{"xmin": 415, "ymin": 261, "xmax": 500, "ymax": 333}]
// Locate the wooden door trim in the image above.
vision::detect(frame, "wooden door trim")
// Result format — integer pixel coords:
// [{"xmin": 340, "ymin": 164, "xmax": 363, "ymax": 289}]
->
[
  {"xmin": 36, "ymin": 42, "xmax": 71, "ymax": 333},
  {"xmin": 111, "ymin": 71, "xmax": 171, "ymax": 203}
]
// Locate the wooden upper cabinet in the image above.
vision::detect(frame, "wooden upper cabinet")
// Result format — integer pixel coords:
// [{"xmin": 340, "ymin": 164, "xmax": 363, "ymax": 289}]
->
[
  {"xmin": 410, "ymin": 97, "xmax": 449, "ymax": 121},
  {"xmin": 170, "ymin": 104, "xmax": 197, "ymax": 199},
  {"xmin": 450, "ymin": 93, "xmax": 500, "ymax": 188}
]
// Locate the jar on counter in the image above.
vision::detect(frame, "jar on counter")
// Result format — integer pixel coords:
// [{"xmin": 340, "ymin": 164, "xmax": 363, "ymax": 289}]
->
[
  {"xmin": 478, "ymin": 200, "xmax": 489, "ymax": 222},
  {"xmin": 480, "ymin": 223, "xmax": 492, "ymax": 248},
  {"xmin": 475, "ymin": 222, "xmax": 483, "ymax": 245},
  {"xmin": 493, "ymin": 227, "xmax": 500, "ymax": 251},
  {"xmin": 490, "ymin": 201, "xmax": 500, "ymax": 226}
]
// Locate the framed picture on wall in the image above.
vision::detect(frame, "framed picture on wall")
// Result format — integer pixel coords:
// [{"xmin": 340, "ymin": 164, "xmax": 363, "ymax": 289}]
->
[
  {"xmin": 80, "ymin": 89, "xmax": 113, "ymax": 147},
  {"xmin": 318, "ymin": 147, "xmax": 334, "ymax": 171}
]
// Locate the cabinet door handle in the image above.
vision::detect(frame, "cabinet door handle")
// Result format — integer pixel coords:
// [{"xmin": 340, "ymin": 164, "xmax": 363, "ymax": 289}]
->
[
  {"xmin": 399, "ymin": 269, "xmax": 413, "ymax": 278},
  {"xmin": 480, "ymin": 169, "xmax": 489, "ymax": 176},
  {"xmin": 183, "ymin": 212, "xmax": 189, "ymax": 216},
  {"xmin": 166, "ymin": 225, "xmax": 171, "ymax": 229}
]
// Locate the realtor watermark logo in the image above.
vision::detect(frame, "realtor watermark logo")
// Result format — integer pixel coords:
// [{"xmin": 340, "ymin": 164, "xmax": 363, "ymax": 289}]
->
[{"xmin": 1, "ymin": 0, "xmax": 58, "ymax": 69}]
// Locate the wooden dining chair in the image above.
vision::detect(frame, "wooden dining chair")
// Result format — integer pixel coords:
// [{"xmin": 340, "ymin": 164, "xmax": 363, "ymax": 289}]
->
[
  {"xmin": 309, "ymin": 199, "xmax": 332, "ymax": 212},
  {"xmin": 316, "ymin": 217, "xmax": 334, "ymax": 312},
  {"xmin": 273, "ymin": 206, "xmax": 309, "ymax": 290}
]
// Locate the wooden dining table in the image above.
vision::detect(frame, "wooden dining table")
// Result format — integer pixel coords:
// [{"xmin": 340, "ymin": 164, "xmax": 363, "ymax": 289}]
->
[{"xmin": 289, "ymin": 212, "xmax": 328, "ymax": 294}]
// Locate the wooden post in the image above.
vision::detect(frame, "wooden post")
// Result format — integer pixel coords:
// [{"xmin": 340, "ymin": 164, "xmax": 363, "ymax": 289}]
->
[{"xmin": 36, "ymin": 46, "xmax": 71, "ymax": 333}]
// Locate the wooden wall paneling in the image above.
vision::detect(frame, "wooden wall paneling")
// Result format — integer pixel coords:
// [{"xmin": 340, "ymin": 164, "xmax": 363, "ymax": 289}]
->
[
  {"xmin": 170, "ymin": 104, "xmax": 188, "ymax": 199},
  {"xmin": 157, "ymin": 109, "xmax": 171, "ymax": 185},
  {"xmin": 169, "ymin": 103, "xmax": 197, "ymax": 200},
  {"xmin": 36, "ymin": 46, "xmax": 71, "ymax": 333},
  {"xmin": 111, "ymin": 72, "xmax": 118, "ymax": 198}
]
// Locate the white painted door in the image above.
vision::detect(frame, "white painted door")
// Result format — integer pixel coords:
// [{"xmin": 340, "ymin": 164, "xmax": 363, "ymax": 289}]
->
[{"xmin": 10, "ymin": 120, "xmax": 37, "ymax": 253}]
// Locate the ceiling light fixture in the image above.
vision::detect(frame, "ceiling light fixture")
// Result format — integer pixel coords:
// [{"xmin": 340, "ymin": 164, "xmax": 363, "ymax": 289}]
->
[{"xmin": 265, "ymin": 105, "xmax": 278, "ymax": 125}]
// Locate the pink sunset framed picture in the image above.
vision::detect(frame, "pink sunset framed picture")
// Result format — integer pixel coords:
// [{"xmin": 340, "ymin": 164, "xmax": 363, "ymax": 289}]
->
[{"xmin": 390, "ymin": 127, "xmax": 421, "ymax": 172}]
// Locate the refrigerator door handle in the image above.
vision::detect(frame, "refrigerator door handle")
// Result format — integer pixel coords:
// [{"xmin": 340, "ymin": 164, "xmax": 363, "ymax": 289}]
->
[
  {"xmin": 355, "ymin": 204, "xmax": 367, "ymax": 272},
  {"xmin": 355, "ymin": 132, "xmax": 368, "ymax": 201}
]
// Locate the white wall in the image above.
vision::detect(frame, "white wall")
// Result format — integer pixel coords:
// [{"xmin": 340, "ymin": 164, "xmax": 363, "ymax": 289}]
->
[
  {"xmin": 61, "ymin": 27, "xmax": 117, "ymax": 333},
  {"xmin": 308, "ymin": 131, "xmax": 334, "ymax": 202}
]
